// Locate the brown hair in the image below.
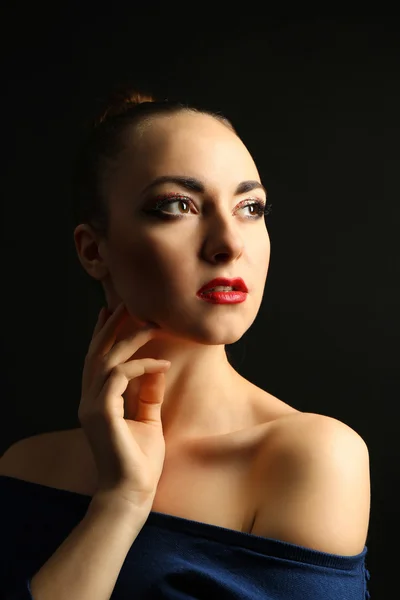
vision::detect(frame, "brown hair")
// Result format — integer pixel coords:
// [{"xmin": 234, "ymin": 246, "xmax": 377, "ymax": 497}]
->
[{"xmin": 70, "ymin": 87, "xmax": 237, "ymax": 238}]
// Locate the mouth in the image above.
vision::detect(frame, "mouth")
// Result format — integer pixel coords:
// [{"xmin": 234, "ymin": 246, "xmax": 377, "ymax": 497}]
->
[
  {"xmin": 203, "ymin": 286, "xmax": 235, "ymax": 292},
  {"xmin": 197, "ymin": 277, "xmax": 248, "ymax": 295}
]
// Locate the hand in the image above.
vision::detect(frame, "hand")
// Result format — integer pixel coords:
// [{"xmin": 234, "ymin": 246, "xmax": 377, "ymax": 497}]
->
[{"xmin": 78, "ymin": 302, "xmax": 171, "ymax": 511}]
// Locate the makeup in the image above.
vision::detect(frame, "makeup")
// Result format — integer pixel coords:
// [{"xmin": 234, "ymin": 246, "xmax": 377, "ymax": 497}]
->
[{"xmin": 197, "ymin": 290, "xmax": 247, "ymax": 304}]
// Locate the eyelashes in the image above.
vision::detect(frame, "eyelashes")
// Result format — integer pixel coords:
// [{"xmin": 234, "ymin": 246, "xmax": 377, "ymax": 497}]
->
[{"xmin": 146, "ymin": 194, "xmax": 273, "ymax": 220}]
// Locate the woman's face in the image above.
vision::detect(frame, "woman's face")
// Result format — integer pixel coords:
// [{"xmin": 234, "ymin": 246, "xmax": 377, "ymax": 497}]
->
[{"xmin": 97, "ymin": 111, "xmax": 270, "ymax": 347}]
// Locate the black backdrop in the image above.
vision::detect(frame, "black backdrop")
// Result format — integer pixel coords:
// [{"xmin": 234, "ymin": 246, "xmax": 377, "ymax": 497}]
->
[{"xmin": 2, "ymin": 13, "xmax": 399, "ymax": 598}]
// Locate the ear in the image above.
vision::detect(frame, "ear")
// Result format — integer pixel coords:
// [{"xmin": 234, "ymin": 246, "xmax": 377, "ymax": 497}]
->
[{"xmin": 73, "ymin": 223, "xmax": 109, "ymax": 281}]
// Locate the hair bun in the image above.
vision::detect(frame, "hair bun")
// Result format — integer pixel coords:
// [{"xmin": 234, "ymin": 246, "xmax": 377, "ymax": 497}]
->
[{"xmin": 96, "ymin": 88, "xmax": 156, "ymax": 126}]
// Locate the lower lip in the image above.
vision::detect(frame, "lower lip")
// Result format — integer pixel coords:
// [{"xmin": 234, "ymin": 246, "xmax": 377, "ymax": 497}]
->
[{"xmin": 197, "ymin": 291, "xmax": 247, "ymax": 304}]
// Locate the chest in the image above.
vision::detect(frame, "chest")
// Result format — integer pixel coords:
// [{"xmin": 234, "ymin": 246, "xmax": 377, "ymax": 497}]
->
[
  {"xmin": 150, "ymin": 445, "xmax": 259, "ymax": 533},
  {"xmin": 57, "ymin": 427, "xmax": 268, "ymax": 535}
]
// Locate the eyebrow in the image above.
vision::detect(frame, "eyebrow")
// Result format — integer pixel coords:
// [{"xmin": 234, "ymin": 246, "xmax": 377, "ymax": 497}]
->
[{"xmin": 140, "ymin": 175, "xmax": 267, "ymax": 197}]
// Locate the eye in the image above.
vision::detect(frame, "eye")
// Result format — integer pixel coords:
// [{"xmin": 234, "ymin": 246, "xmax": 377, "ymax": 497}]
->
[
  {"xmin": 238, "ymin": 200, "xmax": 268, "ymax": 219},
  {"xmin": 146, "ymin": 194, "xmax": 271, "ymax": 220},
  {"xmin": 156, "ymin": 196, "xmax": 193, "ymax": 216}
]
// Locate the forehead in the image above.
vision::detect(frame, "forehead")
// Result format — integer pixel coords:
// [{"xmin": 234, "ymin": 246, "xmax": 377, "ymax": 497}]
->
[{"xmin": 120, "ymin": 111, "xmax": 260, "ymax": 189}]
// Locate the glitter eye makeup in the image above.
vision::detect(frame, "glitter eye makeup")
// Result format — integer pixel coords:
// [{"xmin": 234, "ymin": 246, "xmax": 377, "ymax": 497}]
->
[{"xmin": 145, "ymin": 193, "xmax": 272, "ymax": 221}]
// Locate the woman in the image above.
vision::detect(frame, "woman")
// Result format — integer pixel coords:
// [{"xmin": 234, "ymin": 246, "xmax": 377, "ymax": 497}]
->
[{"xmin": 0, "ymin": 89, "xmax": 371, "ymax": 599}]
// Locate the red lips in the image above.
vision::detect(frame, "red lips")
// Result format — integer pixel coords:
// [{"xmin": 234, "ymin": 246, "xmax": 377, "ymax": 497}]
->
[{"xmin": 197, "ymin": 277, "xmax": 248, "ymax": 294}]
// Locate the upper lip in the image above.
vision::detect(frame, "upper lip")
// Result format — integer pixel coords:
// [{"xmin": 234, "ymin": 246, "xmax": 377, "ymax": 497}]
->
[{"xmin": 197, "ymin": 277, "xmax": 248, "ymax": 294}]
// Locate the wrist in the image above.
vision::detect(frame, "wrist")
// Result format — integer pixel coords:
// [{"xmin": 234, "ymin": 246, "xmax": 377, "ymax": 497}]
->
[{"xmin": 90, "ymin": 489, "xmax": 153, "ymax": 522}]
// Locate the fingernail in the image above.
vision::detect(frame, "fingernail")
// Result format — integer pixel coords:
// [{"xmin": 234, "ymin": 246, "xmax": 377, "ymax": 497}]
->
[{"xmin": 159, "ymin": 360, "xmax": 171, "ymax": 367}]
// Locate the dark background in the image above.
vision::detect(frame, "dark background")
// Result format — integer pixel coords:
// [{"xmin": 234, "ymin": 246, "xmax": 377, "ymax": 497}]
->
[{"xmin": 2, "ymin": 11, "xmax": 399, "ymax": 597}]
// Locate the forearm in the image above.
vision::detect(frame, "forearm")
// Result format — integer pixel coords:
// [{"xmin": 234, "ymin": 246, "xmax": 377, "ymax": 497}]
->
[{"xmin": 30, "ymin": 494, "xmax": 150, "ymax": 600}]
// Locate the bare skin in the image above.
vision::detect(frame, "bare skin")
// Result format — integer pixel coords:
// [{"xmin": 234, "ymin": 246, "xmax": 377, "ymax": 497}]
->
[
  {"xmin": 2, "ymin": 112, "xmax": 369, "ymax": 556},
  {"xmin": 16, "ymin": 391, "xmax": 299, "ymax": 535},
  {"xmin": 74, "ymin": 110, "xmax": 290, "ymax": 449},
  {"xmin": 23, "ymin": 110, "xmax": 299, "ymax": 534}
]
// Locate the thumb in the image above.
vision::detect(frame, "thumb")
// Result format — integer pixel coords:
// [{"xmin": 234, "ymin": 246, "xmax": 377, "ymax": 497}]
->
[{"xmin": 135, "ymin": 371, "xmax": 168, "ymax": 426}]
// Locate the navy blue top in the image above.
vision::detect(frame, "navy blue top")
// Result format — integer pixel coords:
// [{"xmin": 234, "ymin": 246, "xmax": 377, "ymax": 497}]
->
[{"xmin": 1, "ymin": 475, "xmax": 371, "ymax": 599}]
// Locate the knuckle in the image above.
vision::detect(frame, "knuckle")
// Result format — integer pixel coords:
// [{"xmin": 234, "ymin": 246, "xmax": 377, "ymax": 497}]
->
[
  {"xmin": 98, "ymin": 353, "xmax": 111, "ymax": 369},
  {"xmin": 111, "ymin": 362, "xmax": 123, "ymax": 374},
  {"xmin": 110, "ymin": 363, "xmax": 125, "ymax": 378},
  {"xmin": 85, "ymin": 350, "xmax": 102, "ymax": 368}
]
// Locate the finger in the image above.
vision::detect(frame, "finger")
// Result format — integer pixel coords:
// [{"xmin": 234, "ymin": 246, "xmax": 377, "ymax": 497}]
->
[
  {"xmin": 88, "ymin": 328, "xmax": 158, "ymax": 398},
  {"xmin": 104, "ymin": 326, "xmax": 157, "ymax": 370},
  {"xmin": 134, "ymin": 370, "xmax": 168, "ymax": 426},
  {"xmin": 89, "ymin": 302, "xmax": 128, "ymax": 357},
  {"xmin": 97, "ymin": 359, "xmax": 170, "ymax": 418},
  {"xmin": 92, "ymin": 307, "xmax": 109, "ymax": 339}
]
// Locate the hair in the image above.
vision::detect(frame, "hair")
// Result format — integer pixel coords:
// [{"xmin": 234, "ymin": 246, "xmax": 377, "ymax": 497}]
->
[
  {"xmin": 70, "ymin": 87, "xmax": 238, "ymax": 239},
  {"xmin": 71, "ymin": 88, "xmax": 251, "ymax": 369}
]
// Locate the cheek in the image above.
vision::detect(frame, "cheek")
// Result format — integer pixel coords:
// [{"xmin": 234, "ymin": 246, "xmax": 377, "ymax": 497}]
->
[
  {"xmin": 249, "ymin": 233, "xmax": 270, "ymax": 265},
  {"xmin": 106, "ymin": 239, "xmax": 148, "ymax": 288},
  {"xmin": 110, "ymin": 237, "xmax": 176, "ymax": 289}
]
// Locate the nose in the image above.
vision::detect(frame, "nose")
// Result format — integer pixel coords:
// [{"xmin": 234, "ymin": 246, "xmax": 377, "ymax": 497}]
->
[{"xmin": 202, "ymin": 219, "xmax": 245, "ymax": 264}]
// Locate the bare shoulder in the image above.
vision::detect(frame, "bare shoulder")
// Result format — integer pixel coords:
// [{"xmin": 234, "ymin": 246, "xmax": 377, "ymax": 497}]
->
[
  {"xmin": 267, "ymin": 411, "xmax": 369, "ymax": 448},
  {"xmin": 0, "ymin": 429, "xmax": 77, "ymax": 485},
  {"xmin": 252, "ymin": 412, "xmax": 371, "ymax": 556}
]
